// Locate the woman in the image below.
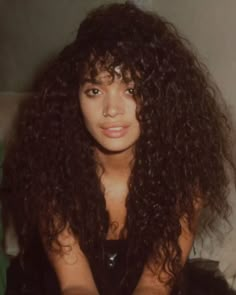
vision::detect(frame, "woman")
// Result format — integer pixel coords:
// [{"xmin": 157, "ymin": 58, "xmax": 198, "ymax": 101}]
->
[{"xmin": 1, "ymin": 2, "xmax": 236, "ymax": 295}]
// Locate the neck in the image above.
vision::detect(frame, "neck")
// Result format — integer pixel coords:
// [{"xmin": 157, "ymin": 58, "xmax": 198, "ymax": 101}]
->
[{"xmin": 95, "ymin": 147, "xmax": 134, "ymax": 178}]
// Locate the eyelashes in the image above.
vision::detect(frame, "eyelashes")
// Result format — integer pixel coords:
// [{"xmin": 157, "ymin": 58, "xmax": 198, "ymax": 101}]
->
[
  {"xmin": 84, "ymin": 88, "xmax": 101, "ymax": 98},
  {"xmin": 126, "ymin": 88, "xmax": 135, "ymax": 95},
  {"xmin": 83, "ymin": 87, "xmax": 136, "ymax": 98}
]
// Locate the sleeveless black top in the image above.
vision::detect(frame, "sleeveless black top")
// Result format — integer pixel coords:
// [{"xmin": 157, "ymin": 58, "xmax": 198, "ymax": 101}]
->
[
  {"xmin": 6, "ymin": 239, "xmax": 143, "ymax": 295},
  {"xmin": 89, "ymin": 240, "xmax": 143, "ymax": 295},
  {"xmin": 6, "ymin": 239, "xmax": 236, "ymax": 295}
]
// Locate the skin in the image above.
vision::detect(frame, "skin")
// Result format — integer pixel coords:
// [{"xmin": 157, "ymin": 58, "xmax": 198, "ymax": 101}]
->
[{"xmin": 44, "ymin": 70, "xmax": 201, "ymax": 295}]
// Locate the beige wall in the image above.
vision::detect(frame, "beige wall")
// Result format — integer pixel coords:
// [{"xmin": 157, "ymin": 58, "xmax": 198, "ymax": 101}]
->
[
  {"xmin": 0, "ymin": 0, "xmax": 123, "ymax": 92},
  {"xmin": 1, "ymin": 0, "xmax": 235, "ymax": 106},
  {"xmin": 0, "ymin": 93, "xmax": 28, "ymax": 140},
  {"xmin": 151, "ymin": 0, "xmax": 236, "ymax": 112}
]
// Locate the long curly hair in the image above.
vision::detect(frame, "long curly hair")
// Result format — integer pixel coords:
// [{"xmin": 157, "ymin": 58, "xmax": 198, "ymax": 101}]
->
[{"xmin": 1, "ymin": 2, "xmax": 235, "ymax": 293}]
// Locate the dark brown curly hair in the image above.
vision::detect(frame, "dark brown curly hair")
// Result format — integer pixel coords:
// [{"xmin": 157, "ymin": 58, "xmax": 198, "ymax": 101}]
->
[{"xmin": 1, "ymin": 2, "xmax": 235, "ymax": 293}]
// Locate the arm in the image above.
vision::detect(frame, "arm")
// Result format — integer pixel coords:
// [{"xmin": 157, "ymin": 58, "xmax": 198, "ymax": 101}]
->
[
  {"xmin": 133, "ymin": 202, "xmax": 202, "ymax": 295},
  {"xmin": 41, "ymin": 225, "xmax": 99, "ymax": 295}
]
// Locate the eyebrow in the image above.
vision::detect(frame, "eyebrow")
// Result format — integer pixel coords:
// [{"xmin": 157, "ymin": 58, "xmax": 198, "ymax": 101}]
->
[
  {"xmin": 81, "ymin": 78, "xmax": 102, "ymax": 85},
  {"xmin": 82, "ymin": 77, "xmax": 134, "ymax": 84}
]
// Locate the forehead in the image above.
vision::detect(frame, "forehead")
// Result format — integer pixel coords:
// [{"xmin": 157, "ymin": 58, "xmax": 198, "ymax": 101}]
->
[
  {"xmin": 96, "ymin": 66, "xmax": 121, "ymax": 79},
  {"xmin": 81, "ymin": 64, "xmax": 133, "ymax": 85}
]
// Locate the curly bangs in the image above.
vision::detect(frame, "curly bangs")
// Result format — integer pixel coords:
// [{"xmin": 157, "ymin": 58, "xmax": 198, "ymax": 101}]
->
[{"xmin": 73, "ymin": 2, "xmax": 182, "ymax": 88}]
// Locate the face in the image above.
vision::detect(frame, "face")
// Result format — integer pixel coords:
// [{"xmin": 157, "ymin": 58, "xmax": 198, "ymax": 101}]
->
[{"xmin": 79, "ymin": 69, "xmax": 140, "ymax": 154}]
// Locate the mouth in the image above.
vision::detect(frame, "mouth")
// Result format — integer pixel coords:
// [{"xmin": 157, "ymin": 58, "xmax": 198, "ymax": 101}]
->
[
  {"xmin": 101, "ymin": 125, "xmax": 129, "ymax": 138},
  {"xmin": 105, "ymin": 126, "xmax": 123, "ymax": 131}
]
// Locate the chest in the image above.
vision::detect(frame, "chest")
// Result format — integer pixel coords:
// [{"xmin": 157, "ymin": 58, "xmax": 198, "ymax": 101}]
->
[{"xmin": 104, "ymin": 183, "xmax": 127, "ymax": 240}]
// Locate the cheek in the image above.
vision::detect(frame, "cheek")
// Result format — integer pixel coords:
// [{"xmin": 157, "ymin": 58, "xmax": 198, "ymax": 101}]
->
[
  {"xmin": 80, "ymin": 100, "xmax": 93, "ymax": 121},
  {"xmin": 128, "ymin": 101, "xmax": 139, "ymax": 122},
  {"xmin": 80, "ymin": 106, "xmax": 98, "ymax": 133},
  {"xmin": 82, "ymin": 112, "xmax": 95, "ymax": 130}
]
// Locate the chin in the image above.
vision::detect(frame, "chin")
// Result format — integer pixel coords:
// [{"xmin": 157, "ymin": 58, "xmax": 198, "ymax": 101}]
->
[{"xmin": 96, "ymin": 141, "xmax": 135, "ymax": 155}]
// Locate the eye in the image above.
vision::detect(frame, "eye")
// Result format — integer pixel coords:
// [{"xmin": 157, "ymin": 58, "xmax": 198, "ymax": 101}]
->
[
  {"xmin": 84, "ymin": 88, "xmax": 101, "ymax": 97},
  {"xmin": 126, "ymin": 87, "xmax": 135, "ymax": 96}
]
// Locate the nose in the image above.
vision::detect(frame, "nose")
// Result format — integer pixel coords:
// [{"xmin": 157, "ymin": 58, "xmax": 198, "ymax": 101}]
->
[{"xmin": 102, "ymin": 92, "xmax": 125, "ymax": 118}]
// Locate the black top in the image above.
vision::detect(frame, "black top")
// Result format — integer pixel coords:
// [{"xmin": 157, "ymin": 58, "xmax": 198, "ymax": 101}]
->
[
  {"xmin": 6, "ymin": 239, "xmax": 143, "ymax": 295},
  {"xmin": 6, "ymin": 239, "xmax": 236, "ymax": 295},
  {"xmin": 90, "ymin": 239, "xmax": 142, "ymax": 295}
]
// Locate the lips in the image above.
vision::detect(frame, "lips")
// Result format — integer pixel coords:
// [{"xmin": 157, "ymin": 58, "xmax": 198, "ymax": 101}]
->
[
  {"xmin": 101, "ymin": 123, "xmax": 129, "ymax": 138},
  {"xmin": 106, "ymin": 126, "xmax": 123, "ymax": 131}
]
